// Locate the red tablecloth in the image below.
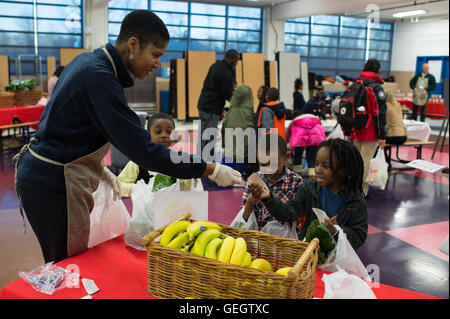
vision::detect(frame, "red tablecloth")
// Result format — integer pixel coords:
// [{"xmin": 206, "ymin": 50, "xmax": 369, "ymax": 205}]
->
[
  {"xmin": 397, "ymin": 99, "xmax": 446, "ymax": 119},
  {"xmin": 0, "ymin": 235, "xmax": 439, "ymax": 299},
  {"xmin": 0, "ymin": 105, "xmax": 45, "ymax": 130}
]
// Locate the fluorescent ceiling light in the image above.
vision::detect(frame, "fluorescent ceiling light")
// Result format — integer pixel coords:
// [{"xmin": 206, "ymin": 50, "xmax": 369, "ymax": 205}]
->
[{"xmin": 392, "ymin": 10, "xmax": 426, "ymax": 18}]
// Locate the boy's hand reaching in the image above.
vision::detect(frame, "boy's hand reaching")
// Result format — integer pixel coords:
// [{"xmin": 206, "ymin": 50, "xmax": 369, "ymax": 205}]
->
[{"xmin": 247, "ymin": 173, "xmax": 270, "ymax": 200}]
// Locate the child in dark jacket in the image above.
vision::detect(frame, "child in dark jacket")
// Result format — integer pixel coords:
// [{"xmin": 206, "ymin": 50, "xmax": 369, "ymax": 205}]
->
[{"xmin": 248, "ymin": 138, "xmax": 368, "ymax": 250}]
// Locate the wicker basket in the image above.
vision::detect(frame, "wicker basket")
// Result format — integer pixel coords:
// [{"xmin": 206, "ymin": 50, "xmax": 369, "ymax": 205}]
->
[
  {"xmin": 142, "ymin": 212, "xmax": 319, "ymax": 299},
  {"xmin": 0, "ymin": 92, "xmax": 15, "ymax": 108},
  {"xmin": 13, "ymin": 89, "xmax": 42, "ymax": 106}
]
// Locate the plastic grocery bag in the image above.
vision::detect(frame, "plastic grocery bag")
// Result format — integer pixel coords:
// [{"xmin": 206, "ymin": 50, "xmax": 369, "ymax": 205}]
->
[
  {"xmin": 88, "ymin": 180, "xmax": 130, "ymax": 248},
  {"xmin": 327, "ymin": 124, "xmax": 345, "ymax": 140},
  {"xmin": 124, "ymin": 178, "xmax": 203, "ymax": 251},
  {"xmin": 230, "ymin": 207, "xmax": 258, "ymax": 230},
  {"xmin": 318, "ymin": 226, "xmax": 371, "ymax": 281},
  {"xmin": 19, "ymin": 262, "xmax": 80, "ymax": 295},
  {"xmin": 261, "ymin": 220, "xmax": 299, "ymax": 239},
  {"xmin": 366, "ymin": 147, "xmax": 389, "ymax": 190},
  {"xmin": 322, "ymin": 267, "xmax": 376, "ymax": 299}
]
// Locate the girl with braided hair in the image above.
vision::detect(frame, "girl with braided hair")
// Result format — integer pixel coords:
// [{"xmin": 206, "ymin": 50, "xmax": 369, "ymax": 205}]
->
[{"xmin": 247, "ymin": 138, "xmax": 368, "ymax": 250}]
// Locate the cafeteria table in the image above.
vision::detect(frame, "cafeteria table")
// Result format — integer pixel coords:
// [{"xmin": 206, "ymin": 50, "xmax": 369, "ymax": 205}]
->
[{"xmin": 0, "ymin": 235, "xmax": 439, "ymax": 299}]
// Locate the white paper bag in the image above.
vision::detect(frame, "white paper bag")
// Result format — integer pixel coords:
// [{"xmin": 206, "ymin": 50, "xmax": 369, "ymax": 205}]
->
[
  {"xmin": 366, "ymin": 147, "xmax": 389, "ymax": 190},
  {"xmin": 88, "ymin": 180, "xmax": 131, "ymax": 248},
  {"xmin": 153, "ymin": 179, "xmax": 208, "ymax": 230}
]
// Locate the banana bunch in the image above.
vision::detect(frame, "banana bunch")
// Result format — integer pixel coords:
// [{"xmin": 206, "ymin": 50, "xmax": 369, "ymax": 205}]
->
[
  {"xmin": 159, "ymin": 219, "xmax": 295, "ymax": 279},
  {"xmin": 159, "ymin": 220, "xmax": 255, "ymax": 267}
]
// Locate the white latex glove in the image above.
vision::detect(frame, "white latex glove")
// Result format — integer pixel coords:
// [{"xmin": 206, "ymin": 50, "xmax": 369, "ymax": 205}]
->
[
  {"xmin": 102, "ymin": 167, "xmax": 121, "ymax": 201},
  {"xmin": 209, "ymin": 163, "xmax": 242, "ymax": 187}
]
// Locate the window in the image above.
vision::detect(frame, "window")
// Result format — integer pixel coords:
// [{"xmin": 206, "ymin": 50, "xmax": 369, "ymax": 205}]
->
[
  {"xmin": 285, "ymin": 15, "xmax": 393, "ymax": 78},
  {"xmin": 0, "ymin": 0, "xmax": 83, "ymax": 76},
  {"xmin": 108, "ymin": 0, "xmax": 263, "ymax": 63}
]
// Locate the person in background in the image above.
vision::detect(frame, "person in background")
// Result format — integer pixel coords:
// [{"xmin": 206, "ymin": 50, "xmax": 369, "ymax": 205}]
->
[
  {"xmin": 302, "ymin": 90, "xmax": 328, "ymax": 120},
  {"xmin": 330, "ymin": 93, "xmax": 341, "ymax": 119},
  {"xmin": 348, "ymin": 58, "xmax": 386, "ymax": 199},
  {"xmin": 248, "ymin": 138, "xmax": 368, "ymax": 250},
  {"xmin": 384, "ymin": 90, "xmax": 407, "ymax": 146},
  {"xmin": 409, "ymin": 63, "xmax": 437, "ymax": 122},
  {"xmin": 257, "ymin": 87, "xmax": 287, "ymax": 139},
  {"xmin": 221, "ymin": 84, "xmax": 255, "ymax": 180},
  {"xmin": 240, "ymin": 133, "xmax": 303, "ymax": 236},
  {"xmin": 197, "ymin": 49, "xmax": 239, "ymax": 161},
  {"xmin": 47, "ymin": 66, "xmax": 65, "ymax": 98},
  {"xmin": 287, "ymin": 103, "xmax": 326, "ymax": 177},
  {"xmin": 293, "ymin": 78, "xmax": 306, "ymax": 112}
]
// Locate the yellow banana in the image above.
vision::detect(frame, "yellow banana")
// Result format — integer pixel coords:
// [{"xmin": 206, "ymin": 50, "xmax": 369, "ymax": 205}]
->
[
  {"xmin": 190, "ymin": 229, "xmax": 222, "ymax": 256},
  {"xmin": 229, "ymin": 237, "xmax": 247, "ymax": 266},
  {"xmin": 204, "ymin": 237, "xmax": 224, "ymax": 260},
  {"xmin": 187, "ymin": 220, "xmax": 222, "ymax": 240},
  {"xmin": 217, "ymin": 236, "xmax": 236, "ymax": 263},
  {"xmin": 250, "ymin": 258, "xmax": 274, "ymax": 272},
  {"xmin": 160, "ymin": 220, "xmax": 191, "ymax": 246},
  {"xmin": 275, "ymin": 267, "xmax": 293, "ymax": 276},
  {"xmin": 243, "ymin": 252, "xmax": 252, "ymax": 267},
  {"xmin": 167, "ymin": 232, "xmax": 191, "ymax": 249}
]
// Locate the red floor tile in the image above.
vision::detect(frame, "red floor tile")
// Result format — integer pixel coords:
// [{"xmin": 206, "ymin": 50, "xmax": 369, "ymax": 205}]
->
[
  {"xmin": 385, "ymin": 221, "xmax": 449, "ymax": 262},
  {"xmin": 368, "ymin": 224, "xmax": 384, "ymax": 235}
]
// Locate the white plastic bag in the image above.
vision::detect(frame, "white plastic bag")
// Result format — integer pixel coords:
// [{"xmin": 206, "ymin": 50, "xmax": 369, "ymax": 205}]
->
[
  {"xmin": 260, "ymin": 220, "xmax": 298, "ymax": 239},
  {"xmin": 318, "ymin": 226, "xmax": 371, "ymax": 281},
  {"xmin": 327, "ymin": 124, "xmax": 345, "ymax": 140},
  {"xmin": 322, "ymin": 267, "xmax": 376, "ymax": 299},
  {"xmin": 88, "ymin": 180, "xmax": 131, "ymax": 248},
  {"xmin": 366, "ymin": 147, "xmax": 389, "ymax": 190},
  {"xmin": 19, "ymin": 262, "xmax": 80, "ymax": 295},
  {"xmin": 124, "ymin": 178, "xmax": 203, "ymax": 251},
  {"xmin": 230, "ymin": 207, "xmax": 258, "ymax": 230}
]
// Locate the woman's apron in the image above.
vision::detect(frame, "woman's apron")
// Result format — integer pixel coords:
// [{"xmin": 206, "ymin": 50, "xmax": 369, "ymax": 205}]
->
[{"xmin": 14, "ymin": 46, "xmax": 118, "ymax": 257}]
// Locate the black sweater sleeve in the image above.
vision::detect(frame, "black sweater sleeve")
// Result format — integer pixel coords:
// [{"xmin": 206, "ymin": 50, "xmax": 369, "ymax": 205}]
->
[{"xmin": 83, "ymin": 68, "xmax": 207, "ymax": 179}]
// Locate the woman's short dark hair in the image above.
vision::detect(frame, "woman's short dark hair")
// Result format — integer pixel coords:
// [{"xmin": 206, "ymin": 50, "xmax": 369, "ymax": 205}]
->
[
  {"xmin": 294, "ymin": 78, "xmax": 303, "ymax": 90},
  {"xmin": 54, "ymin": 66, "xmax": 65, "ymax": 77},
  {"xmin": 147, "ymin": 112, "xmax": 175, "ymax": 131},
  {"xmin": 363, "ymin": 58, "xmax": 381, "ymax": 74},
  {"xmin": 266, "ymin": 87, "xmax": 279, "ymax": 102},
  {"xmin": 116, "ymin": 10, "xmax": 170, "ymax": 49}
]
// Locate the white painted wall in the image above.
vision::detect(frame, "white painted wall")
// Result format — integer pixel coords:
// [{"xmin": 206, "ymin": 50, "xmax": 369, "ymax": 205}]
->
[
  {"xmin": 391, "ymin": 18, "xmax": 449, "ymax": 71},
  {"xmin": 263, "ymin": 6, "xmax": 285, "ymax": 61}
]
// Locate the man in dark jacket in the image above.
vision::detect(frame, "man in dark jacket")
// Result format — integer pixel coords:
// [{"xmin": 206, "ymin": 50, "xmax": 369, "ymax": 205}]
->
[
  {"xmin": 197, "ymin": 49, "xmax": 239, "ymax": 161},
  {"xmin": 409, "ymin": 63, "xmax": 437, "ymax": 122}
]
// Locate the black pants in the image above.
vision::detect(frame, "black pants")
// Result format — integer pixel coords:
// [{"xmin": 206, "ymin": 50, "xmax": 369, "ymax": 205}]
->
[
  {"xmin": 16, "ymin": 179, "xmax": 69, "ymax": 263},
  {"xmin": 412, "ymin": 103, "xmax": 427, "ymax": 122},
  {"xmin": 293, "ymin": 146, "xmax": 317, "ymax": 167}
]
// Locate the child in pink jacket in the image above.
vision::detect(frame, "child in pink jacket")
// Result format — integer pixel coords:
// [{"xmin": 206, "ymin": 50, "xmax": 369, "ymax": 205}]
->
[{"xmin": 287, "ymin": 113, "xmax": 326, "ymax": 176}]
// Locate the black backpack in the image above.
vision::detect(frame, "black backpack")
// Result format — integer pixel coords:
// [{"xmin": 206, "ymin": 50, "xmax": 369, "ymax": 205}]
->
[{"xmin": 337, "ymin": 79, "xmax": 378, "ymax": 136}]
